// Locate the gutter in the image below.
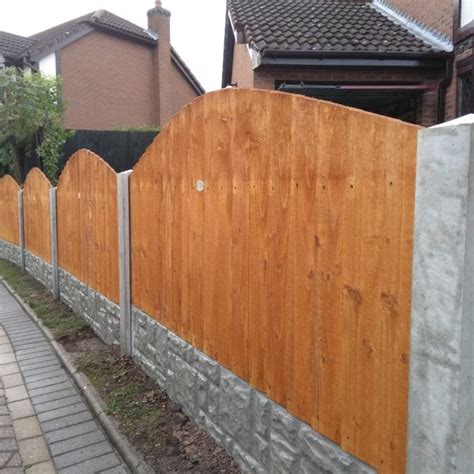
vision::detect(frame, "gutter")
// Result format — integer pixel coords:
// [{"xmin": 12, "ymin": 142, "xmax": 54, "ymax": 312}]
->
[
  {"xmin": 259, "ymin": 54, "xmax": 448, "ymax": 70},
  {"xmin": 279, "ymin": 84, "xmax": 435, "ymax": 91},
  {"xmin": 257, "ymin": 47, "xmax": 450, "ymax": 70},
  {"xmin": 221, "ymin": 12, "xmax": 235, "ymax": 87},
  {"xmin": 262, "ymin": 48, "xmax": 450, "ymax": 60}
]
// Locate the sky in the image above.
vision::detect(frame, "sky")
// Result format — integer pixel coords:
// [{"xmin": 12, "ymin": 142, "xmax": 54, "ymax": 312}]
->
[{"xmin": 0, "ymin": 0, "xmax": 227, "ymax": 91}]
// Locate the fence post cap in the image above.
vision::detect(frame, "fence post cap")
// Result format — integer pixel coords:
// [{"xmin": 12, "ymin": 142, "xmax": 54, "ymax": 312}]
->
[{"xmin": 431, "ymin": 114, "xmax": 474, "ymax": 128}]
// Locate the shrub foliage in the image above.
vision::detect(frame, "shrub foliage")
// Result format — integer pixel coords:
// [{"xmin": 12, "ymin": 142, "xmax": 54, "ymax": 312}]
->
[{"xmin": 0, "ymin": 67, "xmax": 72, "ymax": 184}]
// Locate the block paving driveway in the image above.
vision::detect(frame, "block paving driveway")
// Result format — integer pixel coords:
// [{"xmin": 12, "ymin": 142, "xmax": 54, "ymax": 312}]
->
[{"xmin": 0, "ymin": 283, "xmax": 129, "ymax": 473}]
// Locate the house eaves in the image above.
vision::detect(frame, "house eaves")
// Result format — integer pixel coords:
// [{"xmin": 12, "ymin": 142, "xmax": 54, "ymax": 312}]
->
[
  {"xmin": 88, "ymin": 20, "xmax": 157, "ymax": 47},
  {"xmin": 24, "ymin": 10, "xmax": 157, "ymax": 63},
  {"xmin": 27, "ymin": 26, "xmax": 95, "ymax": 63},
  {"xmin": 258, "ymin": 48, "xmax": 450, "ymax": 70}
]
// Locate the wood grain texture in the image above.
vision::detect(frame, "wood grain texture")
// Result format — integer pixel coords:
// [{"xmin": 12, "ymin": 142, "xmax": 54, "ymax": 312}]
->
[
  {"xmin": 130, "ymin": 89, "xmax": 418, "ymax": 473},
  {"xmin": 23, "ymin": 168, "xmax": 52, "ymax": 263},
  {"xmin": 0, "ymin": 175, "xmax": 20, "ymax": 245},
  {"xmin": 57, "ymin": 149, "xmax": 119, "ymax": 303}
]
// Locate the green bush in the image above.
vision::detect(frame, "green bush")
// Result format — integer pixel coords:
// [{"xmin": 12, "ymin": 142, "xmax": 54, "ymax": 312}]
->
[{"xmin": 0, "ymin": 68, "xmax": 70, "ymax": 184}]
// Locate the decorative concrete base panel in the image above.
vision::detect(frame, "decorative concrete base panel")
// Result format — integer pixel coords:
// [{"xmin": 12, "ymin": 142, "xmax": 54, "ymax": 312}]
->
[
  {"xmin": 0, "ymin": 241, "xmax": 21, "ymax": 267},
  {"xmin": 24, "ymin": 250, "xmax": 52, "ymax": 291},
  {"xmin": 59, "ymin": 269, "xmax": 120, "ymax": 345},
  {"xmin": 132, "ymin": 307, "xmax": 374, "ymax": 474}
]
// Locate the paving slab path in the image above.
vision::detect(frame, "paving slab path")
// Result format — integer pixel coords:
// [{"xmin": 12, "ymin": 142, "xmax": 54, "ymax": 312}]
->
[{"xmin": 0, "ymin": 283, "xmax": 129, "ymax": 473}]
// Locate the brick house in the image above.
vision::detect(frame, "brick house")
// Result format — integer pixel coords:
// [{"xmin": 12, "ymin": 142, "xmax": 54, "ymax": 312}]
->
[
  {"xmin": 222, "ymin": 0, "xmax": 473, "ymax": 126},
  {"xmin": 0, "ymin": 1, "xmax": 204, "ymax": 130}
]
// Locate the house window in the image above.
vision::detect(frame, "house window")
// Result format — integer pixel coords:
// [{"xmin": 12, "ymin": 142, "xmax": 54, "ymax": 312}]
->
[
  {"xmin": 458, "ymin": 71, "xmax": 473, "ymax": 116},
  {"xmin": 460, "ymin": 0, "xmax": 474, "ymax": 28}
]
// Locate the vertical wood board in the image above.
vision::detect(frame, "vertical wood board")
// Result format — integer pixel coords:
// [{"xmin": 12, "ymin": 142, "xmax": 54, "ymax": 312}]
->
[
  {"xmin": 23, "ymin": 168, "xmax": 52, "ymax": 263},
  {"xmin": 0, "ymin": 175, "xmax": 20, "ymax": 246},
  {"xmin": 130, "ymin": 89, "xmax": 418, "ymax": 473},
  {"xmin": 57, "ymin": 149, "xmax": 119, "ymax": 303}
]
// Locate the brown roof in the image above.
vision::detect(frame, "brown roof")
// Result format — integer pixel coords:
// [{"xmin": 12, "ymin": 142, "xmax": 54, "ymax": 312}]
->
[{"xmin": 228, "ymin": 0, "xmax": 444, "ymax": 56}]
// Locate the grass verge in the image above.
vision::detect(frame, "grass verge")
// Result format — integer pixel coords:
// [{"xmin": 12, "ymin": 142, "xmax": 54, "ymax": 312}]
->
[
  {"xmin": 0, "ymin": 259, "xmax": 86, "ymax": 340},
  {"xmin": 77, "ymin": 348, "xmax": 165, "ymax": 450}
]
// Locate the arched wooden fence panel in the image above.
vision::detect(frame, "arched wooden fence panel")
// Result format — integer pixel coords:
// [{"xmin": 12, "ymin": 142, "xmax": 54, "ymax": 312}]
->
[
  {"xmin": 57, "ymin": 149, "xmax": 119, "ymax": 303},
  {"xmin": 130, "ymin": 89, "xmax": 418, "ymax": 473},
  {"xmin": 23, "ymin": 168, "xmax": 52, "ymax": 263},
  {"xmin": 0, "ymin": 175, "xmax": 20, "ymax": 245}
]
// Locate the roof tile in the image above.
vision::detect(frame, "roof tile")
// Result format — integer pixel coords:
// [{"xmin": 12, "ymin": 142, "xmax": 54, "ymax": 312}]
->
[
  {"xmin": 26, "ymin": 10, "xmax": 155, "ymax": 58},
  {"xmin": 228, "ymin": 0, "xmax": 443, "ymax": 55},
  {"xmin": 0, "ymin": 32, "xmax": 35, "ymax": 59}
]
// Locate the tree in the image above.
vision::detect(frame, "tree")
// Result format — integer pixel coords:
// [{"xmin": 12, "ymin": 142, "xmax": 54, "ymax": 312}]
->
[{"xmin": 0, "ymin": 67, "xmax": 72, "ymax": 184}]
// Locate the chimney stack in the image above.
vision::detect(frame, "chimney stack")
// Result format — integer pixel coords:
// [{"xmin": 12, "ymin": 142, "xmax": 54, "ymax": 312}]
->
[{"xmin": 148, "ymin": 1, "xmax": 172, "ymax": 126}]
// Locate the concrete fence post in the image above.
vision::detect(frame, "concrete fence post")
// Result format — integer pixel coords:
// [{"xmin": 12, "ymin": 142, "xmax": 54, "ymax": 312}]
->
[
  {"xmin": 17, "ymin": 190, "xmax": 25, "ymax": 272},
  {"xmin": 49, "ymin": 187, "xmax": 59, "ymax": 299},
  {"xmin": 407, "ymin": 115, "xmax": 474, "ymax": 473},
  {"xmin": 118, "ymin": 171, "xmax": 132, "ymax": 356}
]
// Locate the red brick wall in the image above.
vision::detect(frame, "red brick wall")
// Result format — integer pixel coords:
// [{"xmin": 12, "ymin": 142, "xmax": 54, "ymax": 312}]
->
[
  {"xmin": 445, "ymin": 77, "xmax": 457, "ymax": 121},
  {"xmin": 254, "ymin": 67, "xmax": 443, "ymax": 88},
  {"xmin": 383, "ymin": 0, "xmax": 454, "ymax": 39},
  {"xmin": 419, "ymin": 89, "xmax": 439, "ymax": 126},
  {"xmin": 231, "ymin": 44, "xmax": 254, "ymax": 88},
  {"xmin": 61, "ymin": 31, "xmax": 156, "ymax": 130}
]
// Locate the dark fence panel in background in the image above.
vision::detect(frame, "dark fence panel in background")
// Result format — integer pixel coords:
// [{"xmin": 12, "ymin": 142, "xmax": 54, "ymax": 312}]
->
[
  {"xmin": 2, "ymin": 130, "xmax": 159, "ymax": 182},
  {"xmin": 61, "ymin": 130, "xmax": 159, "ymax": 173}
]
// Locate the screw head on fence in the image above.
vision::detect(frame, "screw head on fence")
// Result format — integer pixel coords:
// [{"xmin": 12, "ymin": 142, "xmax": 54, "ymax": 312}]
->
[{"xmin": 196, "ymin": 180, "xmax": 205, "ymax": 192}]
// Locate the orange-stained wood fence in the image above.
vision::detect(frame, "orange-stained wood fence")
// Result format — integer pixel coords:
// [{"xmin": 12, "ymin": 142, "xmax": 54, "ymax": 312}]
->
[
  {"xmin": 23, "ymin": 168, "xmax": 52, "ymax": 263},
  {"xmin": 57, "ymin": 150, "xmax": 119, "ymax": 304},
  {"xmin": 130, "ymin": 89, "xmax": 418, "ymax": 473},
  {"xmin": 0, "ymin": 175, "xmax": 20, "ymax": 245}
]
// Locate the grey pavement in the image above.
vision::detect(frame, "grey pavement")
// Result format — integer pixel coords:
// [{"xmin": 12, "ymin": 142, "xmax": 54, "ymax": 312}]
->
[{"xmin": 0, "ymin": 283, "xmax": 129, "ymax": 473}]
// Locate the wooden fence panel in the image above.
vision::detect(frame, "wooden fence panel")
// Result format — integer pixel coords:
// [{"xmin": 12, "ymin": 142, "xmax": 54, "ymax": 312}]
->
[
  {"xmin": 57, "ymin": 150, "xmax": 119, "ymax": 303},
  {"xmin": 130, "ymin": 89, "xmax": 418, "ymax": 473},
  {"xmin": 0, "ymin": 175, "xmax": 20, "ymax": 245},
  {"xmin": 23, "ymin": 168, "xmax": 52, "ymax": 263}
]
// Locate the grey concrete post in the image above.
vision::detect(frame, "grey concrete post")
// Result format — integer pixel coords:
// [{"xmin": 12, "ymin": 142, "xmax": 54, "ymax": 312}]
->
[
  {"xmin": 118, "ymin": 171, "xmax": 132, "ymax": 356},
  {"xmin": 49, "ymin": 187, "xmax": 59, "ymax": 299},
  {"xmin": 17, "ymin": 190, "xmax": 25, "ymax": 272},
  {"xmin": 407, "ymin": 115, "xmax": 474, "ymax": 473}
]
